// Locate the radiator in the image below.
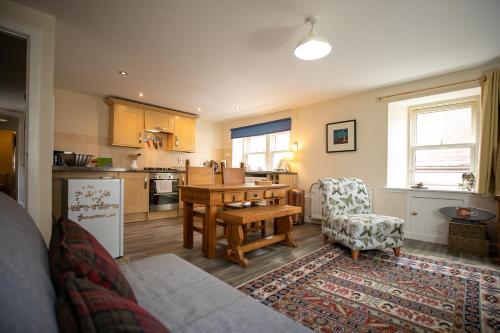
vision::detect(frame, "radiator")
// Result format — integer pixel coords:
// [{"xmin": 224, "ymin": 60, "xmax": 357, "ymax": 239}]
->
[{"xmin": 305, "ymin": 182, "xmax": 322, "ymax": 223}]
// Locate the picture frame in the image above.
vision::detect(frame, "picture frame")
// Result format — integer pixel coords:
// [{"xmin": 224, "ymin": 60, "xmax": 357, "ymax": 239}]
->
[{"xmin": 326, "ymin": 120, "xmax": 356, "ymax": 153}]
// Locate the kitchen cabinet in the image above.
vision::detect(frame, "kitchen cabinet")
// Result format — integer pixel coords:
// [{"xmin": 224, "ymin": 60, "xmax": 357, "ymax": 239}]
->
[
  {"xmin": 109, "ymin": 103, "xmax": 144, "ymax": 148},
  {"xmin": 144, "ymin": 110, "xmax": 175, "ymax": 133},
  {"xmin": 119, "ymin": 172, "xmax": 149, "ymax": 223},
  {"xmin": 405, "ymin": 192, "xmax": 468, "ymax": 245},
  {"xmin": 166, "ymin": 116, "xmax": 196, "ymax": 152}
]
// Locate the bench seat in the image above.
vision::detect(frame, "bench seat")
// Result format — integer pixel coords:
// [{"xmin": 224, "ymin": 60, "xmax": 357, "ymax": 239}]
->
[{"xmin": 217, "ymin": 205, "xmax": 302, "ymax": 267}]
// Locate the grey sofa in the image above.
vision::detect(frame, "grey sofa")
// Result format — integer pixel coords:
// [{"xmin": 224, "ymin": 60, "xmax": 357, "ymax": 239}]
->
[{"xmin": 0, "ymin": 193, "xmax": 310, "ymax": 333}]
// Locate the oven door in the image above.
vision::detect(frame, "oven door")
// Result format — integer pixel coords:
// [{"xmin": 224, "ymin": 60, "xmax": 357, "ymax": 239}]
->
[{"xmin": 149, "ymin": 179, "xmax": 179, "ymax": 211}]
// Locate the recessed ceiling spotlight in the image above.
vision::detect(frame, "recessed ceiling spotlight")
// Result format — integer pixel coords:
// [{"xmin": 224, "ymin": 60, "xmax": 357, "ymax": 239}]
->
[
  {"xmin": 235, "ymin": 106, "xmax": 240, "ymax": 111},
  {"xmin": 118, "ymin": 70, "xmax": 128, "ymax": 76},
  {"xmin": 0, "ymin": 118, "xmax": 7, "ymax": 122},
  {"xmin": 294, "ymin": 16, "xmax": 332, "ymax": 61},
  {"xmin": 138, "ymin": 92, "xmax": 144, "ymax": 97},
  {"xmin": 197, "ymin": 107, "xmax": 202, "ymax": 112}
]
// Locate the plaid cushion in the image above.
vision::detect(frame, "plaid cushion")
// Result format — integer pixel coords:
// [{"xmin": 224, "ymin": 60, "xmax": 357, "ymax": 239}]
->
[
  {"xmin": 56, "ymin": 295, "xmax": 80, "ymax": 333},
  {"xmin": 61, "ymin": 273, "xmax": 170, "ymax": 333},
  {"xmin": 49, "ymin": 217, "xmax": 137, "ymax": 302}
]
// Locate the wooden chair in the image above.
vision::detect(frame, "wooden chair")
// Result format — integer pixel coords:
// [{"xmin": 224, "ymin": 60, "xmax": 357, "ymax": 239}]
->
[
  {"xmin": 221, "ymin": 161, "xmax": 246, "ymax": 184},
  {"xmin": 185, "ymin": 160, "xmax": 226, "ymax": 253},
  {"xmin": 221, "ymin": 162, "xmax": 267, "ymax": 239}
]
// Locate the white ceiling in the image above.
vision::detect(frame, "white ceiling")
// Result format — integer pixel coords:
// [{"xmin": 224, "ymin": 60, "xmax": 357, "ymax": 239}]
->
[{"xmin": 14, "ymin": 0, "xmax": 500, "ymax": 121}]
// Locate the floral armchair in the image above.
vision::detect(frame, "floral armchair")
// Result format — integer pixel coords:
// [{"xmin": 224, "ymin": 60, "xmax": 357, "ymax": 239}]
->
[{"xmin": 319, "ymin": 178, "xmax": 404, "ymax": 260}]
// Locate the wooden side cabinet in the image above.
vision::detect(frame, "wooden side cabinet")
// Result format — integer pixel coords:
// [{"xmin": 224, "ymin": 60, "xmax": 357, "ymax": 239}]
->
[
  {"xmin": 144, "ymin": 110, "xmax": 175, "ymax": 133},
  {"xmin": 119, "ymin": 172, "xmax": 149, "ymax": 223},
  {"xmin": 167, "ymin": 116, "xmax": 195, "ymax": 152},
  {"xmin": 109, "ymin": 103, "xmax": 144, "ymax": 148}
]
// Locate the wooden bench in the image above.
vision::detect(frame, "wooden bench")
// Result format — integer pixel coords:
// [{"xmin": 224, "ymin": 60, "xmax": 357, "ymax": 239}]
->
[{"xmin": 217, "ymin": 205, "xmax": 302, "ymax": 267}]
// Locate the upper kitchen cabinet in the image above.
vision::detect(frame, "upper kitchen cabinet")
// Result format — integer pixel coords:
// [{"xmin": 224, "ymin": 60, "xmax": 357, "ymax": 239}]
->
[
  {"xmin": 145, "ymin": 110, "xmax": 175, "ymax": 133},
  {"xmin": 108, "ymin": 101, "xmax": 144, "ymax": 148},
  {"xmin": 166, "ymin": 116, "xmax": 196, "ymax": 152}
]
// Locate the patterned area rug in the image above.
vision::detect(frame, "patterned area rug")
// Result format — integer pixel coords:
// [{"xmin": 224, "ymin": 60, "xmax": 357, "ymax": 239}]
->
[{"xmin": 238, "ymin": 245, "xmax": 500, "ymax": 332}]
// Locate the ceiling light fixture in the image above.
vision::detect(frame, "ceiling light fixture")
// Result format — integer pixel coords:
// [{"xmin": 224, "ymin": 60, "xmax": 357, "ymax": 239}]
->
[
  {"xmin": 197, "ymin": 107, "xmax": 202, "ymax": 112},
  {"xmin": 138, "ymin": 92, "xmax": 144, "ymax": 97},
  {"xmin": 294, "ymin": 16, "xmax": 332, "ymax": 61},
  {"xmin": 235, "ymin": 106, "xmax": 240, "ymax": 111},
  {"xmin": 0, "ymin": 119, "xmax": 7, "ymax": 122},
  {"xmin": 118, "ymin": 70, "xmax": 128, "ymax": 76}
]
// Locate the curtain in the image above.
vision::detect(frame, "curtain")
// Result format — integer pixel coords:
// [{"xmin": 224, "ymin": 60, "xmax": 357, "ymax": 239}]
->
[
  {"xmin": 231, "ymin": 118, "xmax": 291, "ymax": 139},
  {"xmin": 477, "ymin": 71, "xmax": 500, "ymax": 194}
]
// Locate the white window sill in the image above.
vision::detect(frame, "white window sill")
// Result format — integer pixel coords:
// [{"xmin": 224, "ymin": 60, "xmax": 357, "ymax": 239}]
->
[{"xmin": 383, "ymin": 186, "xmax": 480, "ymax": 195}]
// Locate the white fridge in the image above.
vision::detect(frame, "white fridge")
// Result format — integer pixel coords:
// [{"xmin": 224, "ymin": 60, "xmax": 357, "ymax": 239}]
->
[{"xmin": 62, "ymin": 179, "xmax": 124, "ymax": 258}]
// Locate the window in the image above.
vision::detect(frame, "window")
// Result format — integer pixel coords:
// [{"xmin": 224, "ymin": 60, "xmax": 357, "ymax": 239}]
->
[
  {"xmin": 232, "ymin": 131, "xmax": 291, "ymax": 170},
  {"xmin": 409, "ymin": 97, "xmax": 479, "ymax": 189}
]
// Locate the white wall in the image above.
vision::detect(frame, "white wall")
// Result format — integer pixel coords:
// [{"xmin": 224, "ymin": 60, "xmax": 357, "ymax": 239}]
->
[
  {"xmin": 223, "ymin": 59, "xmax": 500, "ymax": 227},
  {"xmin": 0, "ymin": 0, "xmax": 55, "ymax": 244},
  {"xmin": 54, "ymin": 89, "xmax": 224, "ymax": 169}
]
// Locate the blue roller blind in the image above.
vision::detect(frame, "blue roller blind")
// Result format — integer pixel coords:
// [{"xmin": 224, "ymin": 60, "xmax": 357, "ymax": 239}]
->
[{"xmin": 231, "ymin": 118, "xmax": 291, "ymax": 139}]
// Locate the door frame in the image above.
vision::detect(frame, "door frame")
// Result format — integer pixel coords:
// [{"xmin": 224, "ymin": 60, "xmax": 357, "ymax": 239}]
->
[{"xmin": 0, "ymin": 20, "xmax": 42, "ymax": 211}]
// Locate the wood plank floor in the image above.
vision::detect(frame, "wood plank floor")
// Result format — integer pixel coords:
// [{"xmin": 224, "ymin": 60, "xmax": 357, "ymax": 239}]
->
[{"xmin": 124, "ymin": 218, "xmax": 500, "ymax": 287}]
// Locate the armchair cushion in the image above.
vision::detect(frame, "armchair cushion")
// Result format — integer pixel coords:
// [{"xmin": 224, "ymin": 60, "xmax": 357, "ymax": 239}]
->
[{"xmin": 319, "ymin": 178, "xmax": 371, "ymax": 218}]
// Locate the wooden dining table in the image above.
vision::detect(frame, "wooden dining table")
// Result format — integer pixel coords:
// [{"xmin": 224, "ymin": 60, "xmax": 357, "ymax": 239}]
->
[{"xmin": 180, "ymin": 183, "xmax": 289, "ymax": 259}]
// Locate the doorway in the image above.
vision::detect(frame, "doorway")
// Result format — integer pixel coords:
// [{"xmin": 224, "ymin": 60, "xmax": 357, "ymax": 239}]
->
[{"xmin": 0, "ymin": 28, "xmax": 27, "ymax": 204}]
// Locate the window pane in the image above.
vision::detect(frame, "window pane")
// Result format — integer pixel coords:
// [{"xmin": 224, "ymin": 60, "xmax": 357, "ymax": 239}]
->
[
  {"xmin": 414, "ymin": 171, "xmax": 465, "ymax": 188},
  {"xmin": 413, "ymin": 148, "xmax": 471, "ymax": 187},
  {"xmin": 415, "ymin": 148, "xmax": 471, "ymax": 168},
  {"xmin": 271, "ymin": 131, "xmax": 290, "ymax": 151},
  {"xmin": 247, "ymin": 153, "xmax": 266, "ymax": 171},
  {"xmin": 248, "ymin": 135, "xmax": 266, "ymax": 153},
  {"xmin": 416, "ymin": 108, "xmax": 473, "ymax": 146},
  {"xmin": 231, "ymin": 138, "xmax": 243, "ymax": 167}
]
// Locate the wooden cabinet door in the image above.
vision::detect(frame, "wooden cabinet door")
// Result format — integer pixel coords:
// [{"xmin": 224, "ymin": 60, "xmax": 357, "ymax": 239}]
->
[
  {"xmin": 145, "ymin": 111, "xmax": 174, "ymax": 133},
  {"xmin": 120, "ymin": 172, "xmax": 149, "ymax": 214},
  {"xmin": 168, "ymin": 116, "xmax": 195, "ymax": 152},
  {"xmin": 110, "ymin": 104, "xmax": 144, "ymax": 147}
]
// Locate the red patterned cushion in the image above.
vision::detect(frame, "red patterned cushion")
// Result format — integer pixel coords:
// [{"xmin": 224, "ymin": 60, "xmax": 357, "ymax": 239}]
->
[
  {"xmin": 61, "ymin": 273, "xmax": 169, "ymax": 333},
  {"xmin": 50, "ymin": 217, "xmax": 137, "ymax": 302}
]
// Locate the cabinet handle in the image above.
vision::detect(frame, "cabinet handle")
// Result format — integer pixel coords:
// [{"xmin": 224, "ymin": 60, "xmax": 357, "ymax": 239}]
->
[
  {"xmin": 144, "ymin": 177, "xmax": 148, "ymax": 189},
  {"xmin": 175, "ymin": 135, "xmax": 179, "ymax": 147},
  {"xmin": 138, "ymin": 131, "xmax": 142, "ymax": 143},
  {"xmin": 411, "ymin": 211, "xmax": 418, "ymax": 216}
]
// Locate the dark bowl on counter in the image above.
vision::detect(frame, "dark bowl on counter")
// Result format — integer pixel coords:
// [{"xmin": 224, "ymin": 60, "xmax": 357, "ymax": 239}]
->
[{"xmin": 59, "ymin": 153, "xmax": 93, "ymax": 167}]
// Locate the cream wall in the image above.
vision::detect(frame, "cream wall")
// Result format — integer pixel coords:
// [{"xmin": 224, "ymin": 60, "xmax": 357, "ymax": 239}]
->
[
  {"xmin": 54, "ymin": 89, "xmax": 224, "ymax": 169},
  {"xmin": 223, "ymin": 59, "xmax": 500, "ymax": 225},
  {"xmin": 0, "ymin": 0, "xmax": 55, "ymax": 244}
]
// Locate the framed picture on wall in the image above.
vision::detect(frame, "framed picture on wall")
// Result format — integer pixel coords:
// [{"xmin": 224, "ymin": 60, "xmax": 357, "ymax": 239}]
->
[{"xmin": 326, "ymin": 120, "xmax": 356, "ymax": 153}]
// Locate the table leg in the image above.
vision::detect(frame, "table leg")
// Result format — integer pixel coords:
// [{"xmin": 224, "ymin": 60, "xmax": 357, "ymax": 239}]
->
[
  {"xmin": 276, "ymin": 215, "xmax": 297, "ymax": 247},
  {"xmin": 204, "ymin": 205, "xmax": 218, "ymax": 259},
  {"xmin": 183, "ymin": 202, "xmax": 194, "ymax": 249}
]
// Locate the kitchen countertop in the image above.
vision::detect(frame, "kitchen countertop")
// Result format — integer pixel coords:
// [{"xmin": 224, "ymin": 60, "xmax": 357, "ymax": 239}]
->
[
  {"xmin": 52, "ymin": 166, "xmax": 186, "ymax": 173},
  {"xmin": 52, "ymin": 166, "xmax": 297, "ymax": 175}
]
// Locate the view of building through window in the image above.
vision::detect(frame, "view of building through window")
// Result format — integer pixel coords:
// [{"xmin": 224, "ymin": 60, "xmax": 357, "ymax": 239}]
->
[{"xmin": 410, "ymin": 98, "xmax": 478, "ymax": 188}]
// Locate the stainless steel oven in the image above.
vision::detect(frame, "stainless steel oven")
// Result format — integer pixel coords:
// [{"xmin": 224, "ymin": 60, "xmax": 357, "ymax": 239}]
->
[{"xmin": 149, "ymin": 172, "xmax": 180, "ymax": 212}]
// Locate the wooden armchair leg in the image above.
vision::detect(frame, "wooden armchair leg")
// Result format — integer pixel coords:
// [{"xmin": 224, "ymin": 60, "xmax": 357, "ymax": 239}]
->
[
  {"xmin": 351, "ymin": 250, "xmax": 359, "ymax": 261},
  {"xmin": 393, "ymin": 247, "xmax": 401, "ymax": 257},
  {"xmin": 323, "ymin": 234, "xmax": 328, "ymax": 243}
]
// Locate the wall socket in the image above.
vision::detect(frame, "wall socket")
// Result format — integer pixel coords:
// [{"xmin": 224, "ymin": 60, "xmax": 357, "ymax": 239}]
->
[{"xmin": 177, "ymin": 156, "xmax": 185, "ymax": 165}]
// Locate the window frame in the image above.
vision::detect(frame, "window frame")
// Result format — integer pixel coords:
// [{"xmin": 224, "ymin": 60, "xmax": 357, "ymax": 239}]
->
[
  {"xmin": 408, "ymin": 96, "xmax": 479, "ymax": 188},
  {"xmin": 232, "ymin": 131, "xmax": 290, "ymax": 170}
]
